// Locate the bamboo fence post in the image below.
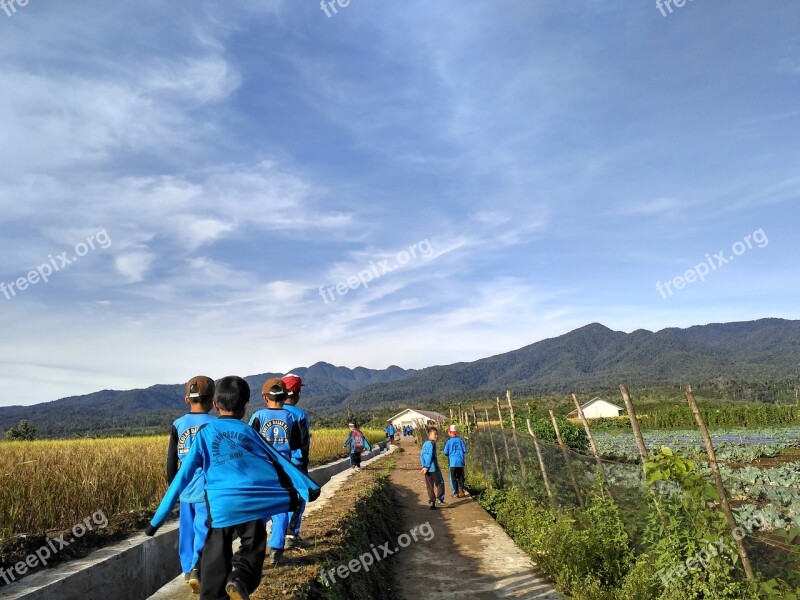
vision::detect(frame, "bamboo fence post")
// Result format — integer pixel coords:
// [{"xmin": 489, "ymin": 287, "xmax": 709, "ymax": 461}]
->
[
  {"xmin": 549, "ymin": 409, "xmax": 584, "ymax": 508},
  {"xmin": 506, "ymin": 391, "xmax": 527, "ymax": 477},
  {"xmin": 471, "ymin": 406, "xmax": 478, "ymax": 428},
  {"xmin": 572, "ymin": 393, "xmax": 610, "ymax": 490},
  {"xmin": 620, "ymin": 385, "xmax": 649, "ymax": 465},
  {"xmin": 485, "ymin": 408, "xmax": 503, "ymax": 486},
  {"xmin": 527, "ymin": 418, "xmax": 557, "ymax": 511},
  {"xmin": 449, "ymin": 408, "xmax": 454, "ymax": 421},
  {"xmin": 496, "ymin": 396, "xmax": 511, "ymax": 460},
  {"xmin": 686, "ymin": 385, "xmax": 754, "ymax": 580}
]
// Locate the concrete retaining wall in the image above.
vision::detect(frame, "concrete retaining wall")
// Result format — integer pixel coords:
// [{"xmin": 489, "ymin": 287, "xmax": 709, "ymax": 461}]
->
[{"xmin": 0, "ymin": 441, "xmax": 390, "ymax": 600}]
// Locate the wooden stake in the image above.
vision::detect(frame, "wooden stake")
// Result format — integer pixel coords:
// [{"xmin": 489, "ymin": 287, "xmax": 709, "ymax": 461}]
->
[
  {"xmin": 620, "ymin": 385, "xmax": 648, "ymax": 465},
  {"xmin": 506, "ymin": 390, "xmax": 527, "ymax": 477},
  {"xmin": 549, "ymin": 409, "xmax": 584, "ymax": 508},
  {"xmin": 496, "ymin": 396, "xmax": 511, "ymax": 460},
  {"xmin": 527, "ymin": 418, "xmax": 557, "ymax": 511},
  {"xmin": 686, "ymin": 385, "xmax": 754, "ymax": 580},
  {"xmin": 485, "ymin": 408, "xmax": 503, "ymax": 486},
  {"xmin": 572, "ymin": 393, "xmax": 610, "ymax": 489},
  {"xmin": 506, "ymin": 389, "xmax": 516, "ymax": 430}
]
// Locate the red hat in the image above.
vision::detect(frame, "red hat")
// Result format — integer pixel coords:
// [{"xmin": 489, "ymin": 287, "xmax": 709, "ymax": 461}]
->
[
  {"xmin": 282, "ymin": 373, "xmax": 304, "ymax": 396},
  {"xmin": 448, "ymin": 424, "xmax": 459, "ymax": 435}
]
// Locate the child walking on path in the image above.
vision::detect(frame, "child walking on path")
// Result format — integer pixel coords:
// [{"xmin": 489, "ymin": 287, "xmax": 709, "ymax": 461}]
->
[
  {"xmin": 249, "ymin": 378, "xmax": 304, "ymax": 566},
  {"xmin": 165, "ymin": 375, "xmax": 217, "ymax": 593},
  {"xmin": 146, "ymin": 376, "xmax": 319, "ymax": 600},
  {"xmin": 420, "ymin": 426, "xmax": 445, "ymax": 509},
  {"xmin": 443, "ymin": 424, "xmax": 468, "ymax": 498},
  {"xmin": 344, "ymin": 421, "xmax": 371, "ymax": 468},
  {"xmin": 281, "ymin": 373, "xmax": 311, "ymax": 549}
]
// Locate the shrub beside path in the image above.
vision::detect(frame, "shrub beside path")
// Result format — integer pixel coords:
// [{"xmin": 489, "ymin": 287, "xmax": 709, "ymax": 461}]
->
[{"xmin": 390, "ymin": 436, "xmax": 562, "ymax": 599}]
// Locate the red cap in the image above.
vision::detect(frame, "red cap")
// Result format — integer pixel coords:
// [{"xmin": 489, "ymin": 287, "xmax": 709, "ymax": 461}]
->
[
  {"xmin": 282, "ymin": 373, "xmax": 304, "ymax": 396},
  {"xmin": 448, "ymin": 424, "xmax": 459, "ymax": 435}
]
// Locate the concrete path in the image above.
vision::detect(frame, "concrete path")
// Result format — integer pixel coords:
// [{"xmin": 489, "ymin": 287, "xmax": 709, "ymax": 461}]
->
[
  {"xmin": 390, "ymin": 437, "xmax": 562, "ymax": 599},
  {"xmin": 147, "ymin": 445, "xmax": 399, "ymax": 600}
]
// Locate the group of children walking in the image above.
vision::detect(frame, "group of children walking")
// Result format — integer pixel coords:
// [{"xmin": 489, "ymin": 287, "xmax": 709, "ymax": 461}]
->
[
  {"xmin": 420, "ymin": 424, "xmax": 468, "ymax": 509},
  {"xmin": 147, "ymin": 374, "xmax": 469, "ymax": 600},
  {"xmin": 147, "ymin": 373, "xmax": 316, "ymax": 600}
]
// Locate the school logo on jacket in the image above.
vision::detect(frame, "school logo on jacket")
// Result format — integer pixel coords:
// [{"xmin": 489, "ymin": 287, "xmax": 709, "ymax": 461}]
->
[
  {"xmin": 177, "ymin": 426, "xmax": 201, "ymax": 457},
  {"xmin": 211, "ymin": 431, "xmax": 255, "ymax": 465},
  {"xmin": 260, "ymin": 419, "xmax": 289, "ymax": 444}
]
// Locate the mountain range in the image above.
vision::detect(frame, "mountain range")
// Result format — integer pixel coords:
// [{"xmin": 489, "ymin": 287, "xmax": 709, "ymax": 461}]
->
[{"xmin": 3, "ymin": 318, "xmax": 799, "ymax": 437}]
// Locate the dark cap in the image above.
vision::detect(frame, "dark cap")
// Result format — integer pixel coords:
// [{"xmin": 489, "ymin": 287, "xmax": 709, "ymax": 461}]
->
[
  {"xmin": 186, "ymin": 376, "xmax": 215, "ymax": 400},
  {"xmin": 262, "ymin": 377, "xmax": 288, "ymax": 401}
]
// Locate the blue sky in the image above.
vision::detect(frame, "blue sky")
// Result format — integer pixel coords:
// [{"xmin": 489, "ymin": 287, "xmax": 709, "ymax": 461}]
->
[{"xmin": 0, "ymin": 0, "xmax": 798, "ymax": 406}]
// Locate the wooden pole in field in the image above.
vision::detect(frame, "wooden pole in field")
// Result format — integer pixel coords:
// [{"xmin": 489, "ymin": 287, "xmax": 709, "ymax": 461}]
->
[
  {"xmin": 450, "ymin": 408, "xmax": 454, "ymax": 421},
  {"xmin": 485, "ymin": 408, "xmax": 503, "ymax": 486},
  {"xmin": 620, "ymin": 385, "xmax": 649, "ymax": 465},
  {"xmin": 686, "ymin": 385, "xmax": 754, "ymax": 580},
  {"xmin": 471, "ymin": 406, "xmax": 478, "ymax": 428},
  {"xmin": 572, "ymin": 393, "xmax": 610, "ymax": 489},
  {"xmin": 506, "ymin": 390, "xmax": 527, "ymax": 477},
  {"xmin": 549, "ymin": 409, "xmax": 584, "ymax": 508},
  {"xmin": 506, "ymin": 390, "xmax": 516, "ymax": 429},
  {"xmin": 527, "ymin": 418, "xmax": 557, "ymax": 511},
  {"xmin": 496, "ymin": 396, "xmax": 511, "ymax": 460}
]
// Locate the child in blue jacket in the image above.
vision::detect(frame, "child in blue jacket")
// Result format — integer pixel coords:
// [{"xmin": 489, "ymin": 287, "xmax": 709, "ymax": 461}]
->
[
  {"xmin": 165, "ymin": 375, "xmax": 217, "ymax": 593},
  {"xmin": 146, "ymin": 376, "xmax": 319, "ymax": 600},
  {"xmin": 443, "ymin": 424, "xmax": 468, "ymax": 498},
  {"xmin": 249, "ymin": 377, "xmax": 304, "ymax": 566},
  {"xmin": 344, "ymin": 421, "xmax": 372, "ymax": 468},
  {"xmin": 420, "ymin": 426, "xmax": 445, "ymax": 509}
]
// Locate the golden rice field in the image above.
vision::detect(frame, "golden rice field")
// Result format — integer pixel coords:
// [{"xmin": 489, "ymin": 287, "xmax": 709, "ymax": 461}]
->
[{"xmin": 0, "ymin": 428, "xmax": 384, "ymax": 538}]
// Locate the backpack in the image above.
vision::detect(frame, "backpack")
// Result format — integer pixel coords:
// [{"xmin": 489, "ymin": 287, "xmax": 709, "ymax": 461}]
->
[{"xmin": 351, "ymin": 430, "xmax": 365, "ymax": 452}]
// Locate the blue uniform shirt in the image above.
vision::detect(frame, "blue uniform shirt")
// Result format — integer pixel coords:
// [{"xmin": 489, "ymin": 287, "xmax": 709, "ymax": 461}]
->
[
  {"xmin": 249, "ymin": 407, "xmax": 302, "ymax": 460},
  {"xmin": 150, "ymin": 417, "xmax": 320, "ymax": 530},
  {"xmin": 283, "ymin": 404, "xmax": 310, "ymax": 467},
  {"xmin": 169, "ymin": 413, "xmax": 217, "ymax": 503},
  {"xmin": 420, "ymin": 439, "xmax": 440, "ymax": 473},
  {"xmin": 443, "ymin": 436, "xmax": 468, "ymax": 468}
]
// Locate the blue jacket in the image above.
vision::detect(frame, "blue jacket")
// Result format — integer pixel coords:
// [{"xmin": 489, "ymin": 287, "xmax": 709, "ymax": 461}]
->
[
  {"xmin": 443, "ymin": 436, "xmax": 468, "ymax": 468},
  {"xmin": 387, "ymin": 425, "xmax": 395, "ymax": 436},
  {"xmin": 150, "ymin": 417, "xmax": 320, "ymax": 530},
  {"xmin": 249, "ymin": 407, "xmax": 302, "ymax": 460},
  {"xmin": 420, "ymin": 440, "xmax": 441, "ymax": 473},
  {"xmin": 167, "ymin": 412, "xmax": 217, "ymax": 503},
  {"xmin": 343, "ymin": 430, "xmax": 372, "ymax": 455},
  {"xmin": 283, "ymin": 403, "xmax": 310, "ymax": 468}
]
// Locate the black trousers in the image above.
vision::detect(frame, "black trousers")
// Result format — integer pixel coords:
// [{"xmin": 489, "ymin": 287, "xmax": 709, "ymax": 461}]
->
[
  {"xmin": 451, "ymin": 466, "xmax": 465, "ymax": 494},
  {"xmin": 424, "ymin": 471, "xmax": 444, "ymax": 503},
  {"xmin": 199, "ymin": 519, "xmax": 266, "ymax": 600},
  {"xmin": 350, "ymin": 452, "xmax": 362, "ymax": 467}
]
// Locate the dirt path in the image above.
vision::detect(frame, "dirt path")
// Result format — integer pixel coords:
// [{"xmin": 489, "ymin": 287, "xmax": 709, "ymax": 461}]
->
[{"xmin": 390, "ymin": 437, "xmax": 562, "ymax": 599}]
